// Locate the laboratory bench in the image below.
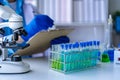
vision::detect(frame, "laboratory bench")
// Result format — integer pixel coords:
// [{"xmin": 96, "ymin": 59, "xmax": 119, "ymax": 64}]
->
[{"xmin": 0, "ymin": 57, "xmax": 120, "ymax": 80}]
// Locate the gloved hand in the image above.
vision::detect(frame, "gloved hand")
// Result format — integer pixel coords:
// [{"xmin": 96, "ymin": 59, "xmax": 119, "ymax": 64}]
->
[
  {"xmin": 21, "ymin": 14, "xmax": 54, "ymax": 42},
  {"xmin": 50, "ymin": 36, "xmax": 70, "ymax": 45}
]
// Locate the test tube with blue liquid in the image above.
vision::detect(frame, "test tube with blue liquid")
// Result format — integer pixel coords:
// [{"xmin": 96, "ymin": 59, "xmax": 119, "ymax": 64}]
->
[
  {"xmin": 85, "ymin": 41, "xmax": 90, "ymax": 68},
  {"xmin": 65, "ymin": 44, "xmax": 69, "ymax": 63},
  {"xmin": 94, "ymin": 41, "xmax": 100, "ymax": 66},
  {"xmin": 83, "ymin": 42, "xmax": 87, "ymax": 68},
  {"xmin": 89, "ymin": 41, "xmax": 93, "ymax": 67},
  {"xmin": 68, "ymin": 43, "xmax": 73, "ymax": 71},
  {"xmin": 78, "ymin": 42, "xmax": 84, "ymax": 69},
  {"xmin": 68, "ymin": 43, "xmax": 74, "ymax": 71},
  {"xmin": 96, "ymin": 41, "xmax": 100, "ymax": 64},
  {"xmin": 60, "ymin": 44, "xmax": 65, "ymax": 62},
  {"xmin": 64, "ymin": 43, "xmax": 70, "ymax": 72},
  {"xmin": 71, "ymin": 43, "xmax": 76, "ymax": 62},
  {"xmin": 71, "ymin": 42, "xmax": 78, "ymax": 71},
  {"xmin": 92, "ymin": 41, "xmax": 100, "ymax": 66},
  {"xmin": 94, "ymin": 41, "xmax": 98, "ymax": 66},
  {"xmin": 90, "ymin": 41, "xmax": 96, "ymax": 66},
  {"xmin": 78, "ymin": 42, "xmax": 82, "ymax": 69},
  {"xmin": 86, "ymin": 41, "xmax": 90, "ymax": 67},
  {"xmin": 75, "ymin": 42, "xmax": 80, "ymax": 70}
]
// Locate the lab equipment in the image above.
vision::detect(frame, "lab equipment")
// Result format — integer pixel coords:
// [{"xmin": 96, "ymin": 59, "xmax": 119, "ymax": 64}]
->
[
  {"xmin": 101, "ymin": 50, "xmax": 110, "ymax": 62},
  {"xmin": 105, "ymin": 14, "xmax": 113, "ymax": 49},
  {"xmin": 0, "ymin": 5, "xmax": 30, "ymax": 73},
  {"xmin": 114, "ymin": 49, "xmax": 120, "ymax": 65},
  {"xmin": 107, "ymin": 49, "xmax": 114, "ymax": 62},
  {"xmin": 49, "ymin": 41, "xmax": 100, "ymax": 73}
]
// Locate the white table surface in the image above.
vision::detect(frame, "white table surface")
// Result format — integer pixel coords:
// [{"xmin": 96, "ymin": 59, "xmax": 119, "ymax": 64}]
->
[{"xmin": 0, "ymin": 57, "xmax": 120, "ymax": 80}]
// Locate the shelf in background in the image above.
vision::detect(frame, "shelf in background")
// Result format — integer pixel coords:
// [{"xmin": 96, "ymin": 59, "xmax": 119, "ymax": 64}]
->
[{"xmin": 55, "ymin": 22, "xmax": 106, "ymax": 28}]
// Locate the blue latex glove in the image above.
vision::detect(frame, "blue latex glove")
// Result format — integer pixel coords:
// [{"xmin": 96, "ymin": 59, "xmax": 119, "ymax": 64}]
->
[
  {"xmin": 21, "ymin": 14, "xmax": 54, "ymax": 42},
  {"xmin": 50, "ymin": 36, "xmax": 70, "ymax": 45}
]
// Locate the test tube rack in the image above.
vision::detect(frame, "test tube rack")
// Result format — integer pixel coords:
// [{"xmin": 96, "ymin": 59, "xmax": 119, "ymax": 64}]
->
[{"xmin": 49, "ymin": 41, "xmax": 100, "ymax": 73}]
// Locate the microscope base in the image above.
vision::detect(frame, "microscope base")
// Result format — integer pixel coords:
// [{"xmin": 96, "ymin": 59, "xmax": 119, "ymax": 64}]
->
[{"xmin": 0, "ymin": 61, "xmax": 30, "ymax": 73}]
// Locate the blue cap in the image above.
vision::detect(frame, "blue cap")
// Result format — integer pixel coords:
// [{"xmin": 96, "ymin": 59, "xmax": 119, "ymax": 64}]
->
[
  {"xmin": 65, "ymin": 44, "xmax": 68, "ymax": 50},
  {"xmin": 87, "ymin": 42, "xmax": 89, "ymax": 46},
  {"xmin": 97, "ymin": 41, "xmax": 100, "ymax": 46},
  {"xmin": 89, "ymin": 41, "xmax": 92, "ymax": 46},
  {"xmin": 80, "ymin": 42, "xmax": 83, "ymax": 47},
  {"xmin": 69, "ymin": 44, "xmax": 72, "ymax": 49},
  {"xmin": 73, "ymin": 43, "xmax": 76, "ymax": 48},
  {"xmin": 93, "ymin": 41, "xmax": 97, "ymax": 45},
  {"xmin": 75, "ymin": 42, "xmax": 79, "ymax": 48},
  {"xmin": 61, "ymin": 44, "xmax": 64, "ymax": 49},
  {"xmin": 84, "ymin": 42, "xmax": 87, "ymax": 47},
  {"xmin": 82, "ymin": 42, "xmax": 85, "ymax": 47}
]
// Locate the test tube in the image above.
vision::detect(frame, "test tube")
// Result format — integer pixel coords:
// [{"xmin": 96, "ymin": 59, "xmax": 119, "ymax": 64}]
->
[
  {"xmin": 79, "ymin": 42, "xmax": 83, "ymax": 69},
  {"xmin": 93, "ymin": 41, "xmax": 98, "ymax": 66},
  {"xmin": 75, "ymin": 42, "xmax": 79, "ymax": 70},
  {"xmin": 89, "ymin": 41, "xmax": 93, "ymax": 67}
]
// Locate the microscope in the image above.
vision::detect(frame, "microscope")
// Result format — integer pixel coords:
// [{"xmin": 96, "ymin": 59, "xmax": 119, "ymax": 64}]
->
[{"xmin": 0, "ymin": 5, "xmax": 30, "ymax": 73}]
